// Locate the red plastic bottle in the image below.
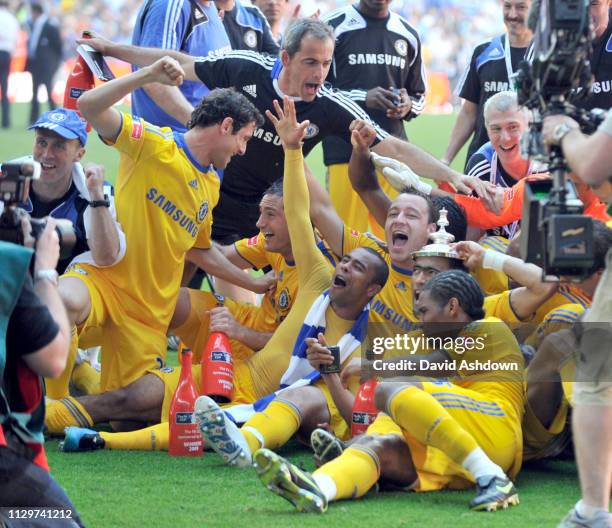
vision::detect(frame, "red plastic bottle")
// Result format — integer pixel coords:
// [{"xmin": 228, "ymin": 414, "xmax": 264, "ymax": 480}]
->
[
  {"xmin": 169, "ymin": 347, "xmax": 204, "ymax": 457},
  {"xmin": 200, "ymin": 331, "xmax": 234, "ymax": 404},
  {"xmin": 63, "ymin": 31, "xmax": 95, "ymax": 131},
  {"xmin": 351, "ymin": 379, "xmax": 379, "ymax": 437}
]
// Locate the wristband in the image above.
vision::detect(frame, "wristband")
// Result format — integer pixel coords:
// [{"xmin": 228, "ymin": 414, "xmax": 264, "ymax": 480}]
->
[
  {"xmin": 89, "ymin": 194, "xmax": 111, "ymax": 208},
  {"xmin": 35, "ymin": 269, "xmax": 59, "ymax": 286},
  {"xmin": 482, "ymin": 249, "xmax": 509, "ymax": 271}
]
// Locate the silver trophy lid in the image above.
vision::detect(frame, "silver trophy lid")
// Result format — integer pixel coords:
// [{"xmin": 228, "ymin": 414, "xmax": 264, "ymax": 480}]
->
[{"xmin": 411, "ymin": 208, "xmax": 462, "ymax": 259}]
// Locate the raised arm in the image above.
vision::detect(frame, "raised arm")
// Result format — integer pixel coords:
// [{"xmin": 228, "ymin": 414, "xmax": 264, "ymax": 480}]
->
[
  {"xmin": 77, "ymin": 56, "xmax": 185, "ymax": 141},
  {"xmin": 82, "ymin": 163, "xmax": 121, "ymax": 266},
  {"xmin": 76, "ymin": 32, "xmax": 200, "ymax": 81},
  {"xmin": 304, "ymin": 163, "xmax": 344, "ymax": 257},
  {"xmin": 348, "ymin": 128, "xmax": 391, "ymax": 228},
  {"xmin": 371, "ymin": 135, "xmax": 484, "ymax": 196},
  {"xmin": 267, "ymin": 97, "xmax": 328, "ymax": 285},
  {"xmin": 454, "ymin": 241, "xmax": 558, "ymax": 320}
]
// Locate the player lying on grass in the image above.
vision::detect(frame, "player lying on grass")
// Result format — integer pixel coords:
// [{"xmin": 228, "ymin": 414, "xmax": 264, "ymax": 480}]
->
[
  {"xmin": 45, "ymin": 57, "xmax": 274, "ymax": 434},
  {"xmin": 58, "ymin": 97, "xmax": 389, "ymax": 453},
  {"xmin": 253, "ymin": 270, "xmax": 525, "ymax": 513}
]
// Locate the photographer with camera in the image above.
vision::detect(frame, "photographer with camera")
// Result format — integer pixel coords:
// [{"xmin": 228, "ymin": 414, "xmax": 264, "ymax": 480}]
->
[
  {"xmin": 21, "ymin": 108, "xmax": 125, "ymax": 274},
  {"xmin": 0, "ymin": 219, "xmax": 83, "ymax": 526},
  {"xmin": 1, "ymin": 108, "xmax": 126, "ymax": 401}
]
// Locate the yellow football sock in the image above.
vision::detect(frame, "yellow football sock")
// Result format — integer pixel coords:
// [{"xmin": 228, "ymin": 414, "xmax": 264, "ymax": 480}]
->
[
  {"xmin": 241, "ymin": 400, "xmax": 301, "ymax": 453},
  {"xmin": 45, "ymin": 326, "xmax": 78, "ymax": 400},
  {"xmin": 71, "ymin": 361, "xmax": 100, "ymax": 395},
  {"xmin": 45, "ymin": 396, "xmax": 93, "ymax": 435},
  {"xmin": 389, "ymin": 386, "xmax": 478, "ymax": 464},
  {"xmin": 314, "ymin": 446, "xmax": 380, "ymax": 500},
  {"xmin": 100, "ymin": 423, "xmax": 169, "ymax": 451}
]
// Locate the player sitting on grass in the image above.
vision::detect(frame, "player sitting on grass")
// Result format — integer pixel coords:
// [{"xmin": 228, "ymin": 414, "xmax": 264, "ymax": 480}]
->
[
  {"xmin": 45, "ymin": 57, "xmax": 273, "ymax": 435},
  {"xmin": 253, "ymin": 270, "xmax": 525, "ymax": 513}
]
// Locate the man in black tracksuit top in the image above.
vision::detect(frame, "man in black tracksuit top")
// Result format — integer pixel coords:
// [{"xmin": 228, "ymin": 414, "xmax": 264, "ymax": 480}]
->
[{"xmin": 321, "ymin": 0, "xmax": 426, "ymax": 234}]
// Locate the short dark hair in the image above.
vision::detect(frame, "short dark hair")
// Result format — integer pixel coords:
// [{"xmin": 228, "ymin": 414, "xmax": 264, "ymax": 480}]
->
[
  {"xmin": 587, "ymin": 220, "xmax": 612, "ymax": 276},
  {"xmin": 431, "ymin": 196, "xmax": 468, "ymax": 242},
  {"xmin": 188, "ymin": 88, "xmax": 264, "ymax": 132},
  {"xmin": 283, "ymin": 19, "xmax": 334, "ymax": 58},
  {"xmin": 396, "ymin": 187, "xmax": 438, "ymax": 224},
  {"xmin": 361, "ymin": 247, "xmax": 390, "ymax": 290},
  {"xmin": 421, "ymin": 270, "xmax": 485, "ymax": 320},
  {"xmin": 263, "ymin": 178, "xmax": 283, "ymax": 198}
]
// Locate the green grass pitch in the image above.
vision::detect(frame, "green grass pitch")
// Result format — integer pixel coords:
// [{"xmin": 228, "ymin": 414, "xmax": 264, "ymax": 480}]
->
[{"xmin": 1, "ymin": 104, "xmax": 580, "ymax": 527}]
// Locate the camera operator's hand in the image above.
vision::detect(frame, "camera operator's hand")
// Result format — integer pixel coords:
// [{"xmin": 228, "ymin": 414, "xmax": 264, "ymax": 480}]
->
[
  {"xmin": 32, "ymin": 218, "xmax": 60, "ymax": 274},
  {"xmin": 542, "ymin": 115, "xmax": 580, "ymax": 145},
  {"xmin": 84, "ymin": 163, "xmax": 106, "ymax": 201}
]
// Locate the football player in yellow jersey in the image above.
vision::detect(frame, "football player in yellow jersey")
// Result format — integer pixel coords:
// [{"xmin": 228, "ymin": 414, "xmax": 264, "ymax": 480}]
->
[
  {"xmin": 305, "ymin": 130, "xmax": 438, "ymax": 338},
  {"xmin": 169, "ymin": 178, "xmax": 338, "ymax": 364},
  {"xmin": 254, "ymin": 270, "xmax": 524, "ymax": 513},
  {"xmin": 58, "ymin": 97, "xmax": 389, "ymax": 453},
  {"xmin": 522, "ymin": 320, "xmax": 579, "ymax": 462},
  {"xmin": 46, "ymin": 57, "xmax": 273, "ymax": 433}
]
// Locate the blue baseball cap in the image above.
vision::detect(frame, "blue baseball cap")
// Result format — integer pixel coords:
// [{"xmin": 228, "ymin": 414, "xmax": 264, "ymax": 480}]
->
[{"xmin": 28, "ymin": 108, "xmax": 88, "ymax": 146}]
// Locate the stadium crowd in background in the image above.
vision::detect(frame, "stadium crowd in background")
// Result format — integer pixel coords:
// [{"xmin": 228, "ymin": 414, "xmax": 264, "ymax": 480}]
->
[{"xmin": 1, "ymin": 0, "xmax": 505, "ymax": 113}]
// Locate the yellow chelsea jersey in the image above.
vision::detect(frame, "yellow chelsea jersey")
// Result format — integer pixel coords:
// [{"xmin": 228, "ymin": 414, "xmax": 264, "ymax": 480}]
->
[
  {"xmin": 534, "ymin": 285, "xmax": 591, "ymax": 325},
  {"xmin": 446, "ymin": 317, "xmax": 525, "ymax": 417},
  {"xmin": 234, "ymin": 232, "xmax": 338, "ymax": 331},
  {"xmin": 342, "ymin": 225, "xmax": 419, "ymax": 338},
  {"xmin": 104, "ymin": 112, "xmax": 220, "ymax": 326},
  {"xmin": 472, "ymin": 236, "xmax": 510, "ymax": 296}
]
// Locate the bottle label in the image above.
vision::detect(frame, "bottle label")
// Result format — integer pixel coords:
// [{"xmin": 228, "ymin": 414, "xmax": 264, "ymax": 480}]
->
[
  {"xmin": 352, "ymin": 411, "xmax": 377, "ymax": 425},
  {"xmin": 211, "ymin": 351, "xmax": 232, "ymax": 363},
  {"xmin": 175, "ymin": 412, "xmax": 193, "ymax": 424},
  {"xmin": 69, "ymin": 87, "xmax": 87, "ymax": 99}
]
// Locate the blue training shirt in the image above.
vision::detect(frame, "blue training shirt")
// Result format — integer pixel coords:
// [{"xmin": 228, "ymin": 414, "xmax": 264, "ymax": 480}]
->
[{"xmin": 131, "ymin": 0, "xmax": 231, "ymax": 131}]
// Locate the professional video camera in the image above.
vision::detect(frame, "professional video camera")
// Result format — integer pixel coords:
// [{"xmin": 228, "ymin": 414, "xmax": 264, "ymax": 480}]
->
[
  {"xmin": 0, "ymin": 158, "xmax": 76, "ymax": 258},
  {"xmin": 513, "ymin": 0, "xmax": 605, "ymax": 279}
]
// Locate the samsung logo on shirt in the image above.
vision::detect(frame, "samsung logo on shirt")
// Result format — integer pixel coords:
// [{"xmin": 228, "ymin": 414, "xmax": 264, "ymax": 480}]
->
[
  {"xmin": 484, "ymin": 81, "xmax": 510, "ymax": 92},
  {"xmin": 371, "ymin": 300, "xmax": 417, "ymax": 331},
  {"xmin": 146, "ymin": 187, "xmax": 200, "ymax": 238},
  {"xmin": 347, "ymin": 53, "xmax": 406, "ymax": 69},
  {"xmin": 592, "ymin": 80, "xmax": 611, "ymax": 94},
  {"xmin": 252, "ymin": 127, "xmax": 282, "ymax": 145}
]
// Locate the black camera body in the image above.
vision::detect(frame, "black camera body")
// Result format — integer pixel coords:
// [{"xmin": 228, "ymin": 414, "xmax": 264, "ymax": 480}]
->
[
  {"xmin": 0, "ymin": 159, "xmax": 76, "ymax": 258},
  {"xmin": 521, "ymin": 178, "xmax": 594, "ymax": 277},
  {"xmin": 514, "ymin": 0, "xmax": 599, "ymax": 279}
]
